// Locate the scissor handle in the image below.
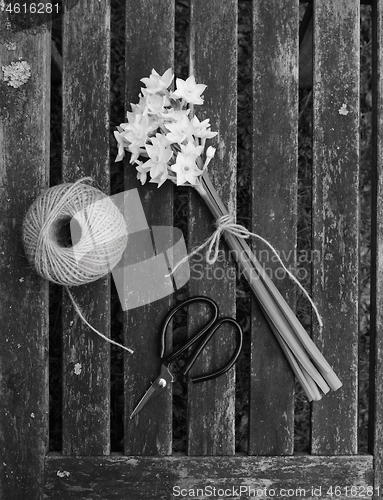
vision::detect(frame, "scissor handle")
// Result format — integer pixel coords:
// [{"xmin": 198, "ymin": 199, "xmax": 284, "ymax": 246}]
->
[
  {"xmin": 160, "ymin": 296, "xmax": 219, "ymax": 361},
  {"xmin": 182, "ymin": 317, "xmax": 243, "ymax": 383}
]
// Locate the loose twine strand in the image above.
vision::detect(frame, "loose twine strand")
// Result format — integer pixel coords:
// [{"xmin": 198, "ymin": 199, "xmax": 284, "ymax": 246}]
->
[
  {"xmin": 66, "ymin": 287, "xmax": 134, "ymax": 354},
  {"xmin": 168, "ymin": 214, "xmax": 323, "ymax": 329}
]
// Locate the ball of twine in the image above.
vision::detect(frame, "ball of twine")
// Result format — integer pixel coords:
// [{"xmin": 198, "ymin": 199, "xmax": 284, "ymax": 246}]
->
[{"xmin": 22, "ymin": 177, "xmax": 128, "ymax": 286}]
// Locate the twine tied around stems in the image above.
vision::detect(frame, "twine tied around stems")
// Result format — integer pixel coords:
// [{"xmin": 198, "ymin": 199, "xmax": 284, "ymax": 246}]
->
[{"xmin": 168, "ymin": 213, "xmax": 323, "ymax": 329}]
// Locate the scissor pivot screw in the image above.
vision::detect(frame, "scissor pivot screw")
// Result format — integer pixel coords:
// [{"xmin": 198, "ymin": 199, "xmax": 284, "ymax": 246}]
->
[{"xmin": 157, "ymin": 378, "xmax": 167, "ymax": 388}]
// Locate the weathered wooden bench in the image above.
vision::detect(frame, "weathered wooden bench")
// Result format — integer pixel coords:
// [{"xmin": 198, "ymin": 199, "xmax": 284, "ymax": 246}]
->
[{"xmin": 1, "ymin": 0, "xmax": 382, "ymax": 498}]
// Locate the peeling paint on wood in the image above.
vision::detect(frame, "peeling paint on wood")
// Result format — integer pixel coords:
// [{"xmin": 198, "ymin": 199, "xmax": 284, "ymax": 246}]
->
[
  {"xmin": 45, "ymin": 454, "xmax": 374, "ymax": 499},
  {"xmin": 61, "ymin": 0, "xmax": 111, "ymax": 456},
  {"xmin": 123, "ymin": 0, "xmax": 175, "ymax": 456},
  {"xmin": 187, "ymin": 0, "xmax": 237, "ymax": 456},
  {"xmin": 250, "ymin": 0, "xmax": 298, "ymax": 455},
  {"xmin": 311, "ymin": 0, "xmax": 359, "ymax": 455},
  {"xmin": 370, "ymin": 0, "xmax": 383, "ymax": 494},
  {"xmin": 0, "ymin": 19, "xmax": 50, "ymax": 500}
]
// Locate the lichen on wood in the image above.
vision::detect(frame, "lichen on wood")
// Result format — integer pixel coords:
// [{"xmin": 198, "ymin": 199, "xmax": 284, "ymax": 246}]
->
[{"xmin": 2, "ymin": 59, "xmax": 31, "ymax": 88}]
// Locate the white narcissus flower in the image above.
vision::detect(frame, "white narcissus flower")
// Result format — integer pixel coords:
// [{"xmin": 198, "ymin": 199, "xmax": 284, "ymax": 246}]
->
[
  {"xmin": 131, "ymin": 97, "xmax": 147, "ymax": 115},
  {"xmin": 171, "ymin": 153, "xmax": 203, "ymax": 186},
  {"xmin": 161, "ymin": 107, "xmax": 190, "ymax": 122},
  {"xmin": 129, "ymin": 144, "xmax": 147, "ymax": 164},
  {"xmin": 136, "ymin": 161, "xmax": 151, "ymax": 185},
  {"xmin": 202, "ymin": 146, "xmax": 216, "ymax": 170},
  {"xmin": 206, "ymin": 146, "xmax": 216, "ymax": 159},
  {"xmin": 120, "ymin": 113, "xmax": 152, "ymax": 149},
  {"xmin": 140, "ymin": 68, "xmax": 174, "ymax": 94},
  {"xmin": 180, "ymin": 140, "xmax": 204, "ymax": 158},
  {"xmin": 192, "ymin": 116, "xmax": 218, "ymax": 140},
  {"xmin": 165, "ymin": 115, "xmax": 199, "ymax": 144},
  {"xmin": 114, "ymin": 131, "xmax": 128, "ymax": 162},
  {"xmin": 172, "ymin": 75, "xmax": 207, "ymax": 105},
  {"xmin": 145, "ymin": 134, "xmax": 173, "ymax": 180},
  {"xmin": 142, "ymin": 90, "xmax": 170, "ymax": 116},
  {"xmin": 149, "ymin": 168, "xmax": 170, "ymax": 188}
]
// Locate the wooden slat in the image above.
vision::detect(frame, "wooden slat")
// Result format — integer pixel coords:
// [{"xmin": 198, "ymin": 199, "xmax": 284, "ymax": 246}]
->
[
  {"xmin": 45, "ymin": 454, "xmax": 374, "ymax": 499},
  {"xmin": 61, "ymin": 0, "xmax": 111, "ymax": 455},
  {"xmin": 249, "ymin": 0, "xmax": 298, "ymax": 455},
  {"xmin": 370, "ymin": 0, "xmax": 383, "ymax": 491},
  {"xmin": 187, "ymin": 0, "xmax": 237, "ymax": 455},
  {"xmin": 311, "ymin": 0, "xmax": 359, "ymax": 454},
  {"xmin": 124, "ymin": 0, "xmax": 175, "ymax": 456},
  {"xmin": 0, "ymin": 17, "xmax": 50, "ymax": 500}
]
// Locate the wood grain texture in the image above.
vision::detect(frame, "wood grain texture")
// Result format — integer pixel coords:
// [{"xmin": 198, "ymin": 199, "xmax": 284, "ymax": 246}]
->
[
  {"xmin": 0, "ymin": 17, "xmax": 50, "ymax": 500},
  {"xmin": 187, "ymin": 0, "xmax": 237, "ymax": 455},
  {"xmin": 311, "ymin": 0, "xmax": 360, "ymax": 455},
  {"xmin": 299, "ymin": 4, "xmax": 313, "ymax": 89},
  {"xmin": 45, "ymin": 453, "xmax": 374, "ymax": 499},
  {"xmin": 250, "ymin": 0, "xmax": 299, "ymax": 455},
  {"xmin": 62, "ymin": 0, "xmax": 111, "ymax": 455},
  {"xmin": 124, "ymin": 0, "xmax": 175, "ymax": 456},
  {"xmin": 370, "ymin": 0, "xmax": 383, "ymax": 492}
]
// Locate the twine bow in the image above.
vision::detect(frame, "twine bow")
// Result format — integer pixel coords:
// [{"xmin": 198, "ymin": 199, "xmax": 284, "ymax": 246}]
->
[{"xmin": 168, "ymin": 213, "xmax": 323, "ymax": 329}]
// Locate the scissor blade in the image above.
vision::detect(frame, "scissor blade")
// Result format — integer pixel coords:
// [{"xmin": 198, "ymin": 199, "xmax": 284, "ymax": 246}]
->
[
  {"xmin": 130, "ymin": 365, "xmax": 173, "ymax": 419},
  {"xmin": 130, "ymin": 384, "xmax": 157, "ymax": 419}
]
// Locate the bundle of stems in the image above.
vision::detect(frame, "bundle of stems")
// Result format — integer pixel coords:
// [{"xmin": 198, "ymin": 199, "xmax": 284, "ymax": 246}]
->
[{"xmin": 194, "ymin": 170, "xmax": 342, "ymax": 402}]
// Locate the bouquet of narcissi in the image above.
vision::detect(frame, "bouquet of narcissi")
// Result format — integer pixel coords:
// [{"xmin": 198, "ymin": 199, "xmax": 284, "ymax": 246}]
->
[{"xmin": 114, "ymin": 68, "xmax": 342, "ymax": 401}]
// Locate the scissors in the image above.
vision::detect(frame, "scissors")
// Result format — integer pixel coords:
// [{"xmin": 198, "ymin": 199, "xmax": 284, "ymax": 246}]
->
[{"xmin": 130, "ymin": 296, "xmax": 243, "ymax": 419}]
